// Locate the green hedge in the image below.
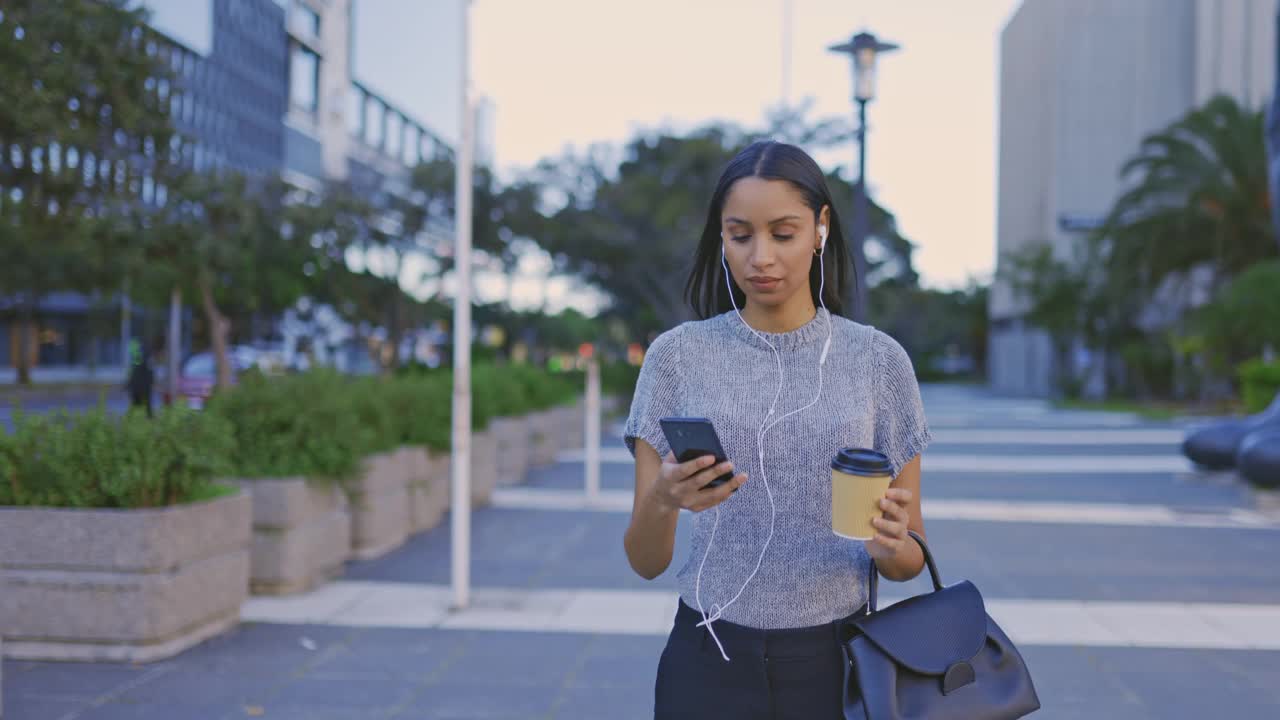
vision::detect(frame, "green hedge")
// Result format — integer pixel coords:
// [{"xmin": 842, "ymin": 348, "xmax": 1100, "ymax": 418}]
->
[
  {"xmin": 0, "ymin": 405, "xmax": 235, "ymax": 509},
  {"xmin": 1239, "ymin": 359, "xmax": 1280, "ymax": 413},
  {"xmin": 505, "ymin": 363, "xmax": 578, "ymax": 410},
  {"xmin": 601, "ymin": 362, "xmax": 641, "ymax": 400},
  {"xmin": 205, "ymin": 369, "xmax": 372, "ymax": 484},
  {"xmin": 0, "ymin": 362, "xmax": 583, "ymax": 508}
]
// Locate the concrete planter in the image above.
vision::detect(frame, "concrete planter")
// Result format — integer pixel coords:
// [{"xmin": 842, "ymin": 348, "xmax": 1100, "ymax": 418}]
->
[
  {"xmin": 348, "ymin": 451, "xmax": 411, "ymax": 560},
  {"xmin": 470, "ymin": 429, "xmax": 499, "ymax": 506},
  {"xmin": 490, "ymin": 416, "xmax": 531, "ymax": 486},
  {"xmin": 563, "ymin": 399, "xmax": 586, "ymax": 450},
  {"xmin": 238, "ymin": 478, "xmax": 350, "ymax": 595},
  {"xmin": 0, "ymin": 491, "xmax": 250, "ymax": 663},
  {"xmin": 405, "ymin": 446, "xmax": 450, "ymax": 533},
  {"xmin": 528, "ymin": 409, "xmax": 560, "ymax": 467}
]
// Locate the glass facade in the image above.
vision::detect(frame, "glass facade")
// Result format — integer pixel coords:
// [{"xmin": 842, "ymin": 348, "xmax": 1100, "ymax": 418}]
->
[
  {"xmin": 2, "ymin": 0, "xmax": 453, "ymax": 370},
  {"xmin": 290, "ymin": 44, "xmax": 319, "ymax": 113},
  {"xmin": 143, "ymin": 0, "xmax": 214, "ymax": 56},
  {"xmin": 291, "ymin": 4, "xmax": 321, "ymax": 37},
  {"xmin": 349, "ymin": 83, "xmax": 446, "ymax": 167}
]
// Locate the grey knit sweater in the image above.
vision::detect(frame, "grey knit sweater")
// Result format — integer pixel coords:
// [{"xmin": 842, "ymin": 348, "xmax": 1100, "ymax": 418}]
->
[{"xmin": 624, "ymin": 309, "xmax": 931, "ymax": 629}]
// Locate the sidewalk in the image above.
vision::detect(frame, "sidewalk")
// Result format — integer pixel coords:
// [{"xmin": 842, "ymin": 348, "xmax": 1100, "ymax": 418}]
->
[{"xmin": 5, "ymin": 385, "xmax": 1280, "ymax": 718}]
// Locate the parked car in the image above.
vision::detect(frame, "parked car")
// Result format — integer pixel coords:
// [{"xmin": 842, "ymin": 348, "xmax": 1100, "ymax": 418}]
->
[{"xmin": 162, "ymin": 347, "xmax": 260, "ymax": 409}]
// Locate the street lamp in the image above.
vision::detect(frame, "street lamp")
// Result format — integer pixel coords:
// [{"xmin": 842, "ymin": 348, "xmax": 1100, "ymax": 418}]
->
[{"xmin": 829, "ymin": 31, "xmax": 899, "ymax": 321}]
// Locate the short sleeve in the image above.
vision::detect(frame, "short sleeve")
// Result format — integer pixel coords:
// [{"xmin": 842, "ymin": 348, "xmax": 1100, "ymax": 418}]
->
[
  {"xmin": 623, "ymin": 327, "xmax": 683, "ymax": 459},
  {"xmin": 873, "ymin": 333, "xmax": 932, "ymax": 478}
]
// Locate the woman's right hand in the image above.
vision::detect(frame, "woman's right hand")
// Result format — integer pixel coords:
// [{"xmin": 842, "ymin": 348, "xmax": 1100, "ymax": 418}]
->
[{"xmin": 649, "ymin": 452, "xmax": 748, "ymax": 513}]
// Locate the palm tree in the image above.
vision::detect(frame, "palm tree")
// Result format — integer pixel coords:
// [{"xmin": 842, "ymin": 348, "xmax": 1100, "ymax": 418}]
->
[{"xmin": 1098, "ymin": 94, "xmax": 1276, "ymax": 295}]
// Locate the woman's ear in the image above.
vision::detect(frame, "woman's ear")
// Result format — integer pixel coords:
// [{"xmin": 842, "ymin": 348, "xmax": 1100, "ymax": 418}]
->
[{"xmin": 817, "ymin": 205, "xmax": 832, "ymax": 251}]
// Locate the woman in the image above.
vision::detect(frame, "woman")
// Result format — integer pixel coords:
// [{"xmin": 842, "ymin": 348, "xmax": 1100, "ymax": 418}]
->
[{"xmin": 622, "ymin": 140, "xmax": 931, "ymax": 719}]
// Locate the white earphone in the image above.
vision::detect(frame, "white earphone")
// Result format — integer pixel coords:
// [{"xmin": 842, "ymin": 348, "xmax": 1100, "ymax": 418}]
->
[{"xmin": 699, "ymin": 224, "xmax": 834, "ymax": 662}]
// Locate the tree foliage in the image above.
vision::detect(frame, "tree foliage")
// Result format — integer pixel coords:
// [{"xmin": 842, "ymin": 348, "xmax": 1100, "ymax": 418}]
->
[{"xmin": 0, "ymin": 0, "xmax": 172, "ymax": 382}]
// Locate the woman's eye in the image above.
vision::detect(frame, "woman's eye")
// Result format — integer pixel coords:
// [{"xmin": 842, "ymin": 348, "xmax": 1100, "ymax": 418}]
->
[
  {"xmin": 730, "ymin": 235, "xmax": 751, "ymax": 242},
  {"xmin": 773, "ymin": 234, "xmax": 794, "ymax": 241}
]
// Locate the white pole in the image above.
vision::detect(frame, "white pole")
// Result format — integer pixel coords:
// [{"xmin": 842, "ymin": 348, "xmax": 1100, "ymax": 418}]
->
[
  {"xmin": 121, "ymin": 281, "xmax": 132, "ymax": 371},
  {"xmin": 450, "ymin": 0, "xmax": 475, "ymax": 611},
  {"xmin": 585, "ymin": 359, "xmax": 601, "ymax": 502},
  {"xmin": 167, "ymin": 287, "xmax": 181, "ymax": 403}
]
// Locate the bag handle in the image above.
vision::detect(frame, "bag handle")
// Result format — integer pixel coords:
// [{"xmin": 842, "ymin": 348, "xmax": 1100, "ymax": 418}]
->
[{"xmin": 866, "ymin": 530, "xmax": 944, "ymax": 615}]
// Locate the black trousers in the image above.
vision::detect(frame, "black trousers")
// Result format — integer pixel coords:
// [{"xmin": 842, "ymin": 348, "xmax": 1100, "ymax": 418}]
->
[{"xmin": 654, "ymin": 599, "xmax": 864, "ymax": 720}]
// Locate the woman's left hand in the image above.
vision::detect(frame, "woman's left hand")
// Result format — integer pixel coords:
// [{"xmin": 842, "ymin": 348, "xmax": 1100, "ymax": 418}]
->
[{"xmin": 865, "ymin": 488, "xmax": 914, "ymax": 563}]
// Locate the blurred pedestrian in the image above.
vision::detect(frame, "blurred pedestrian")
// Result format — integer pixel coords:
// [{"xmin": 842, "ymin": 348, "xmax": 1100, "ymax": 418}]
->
[
  {"xmin": 622, "ymin": 141, "xmax": 931, "ymax": 719},
  {"xmin": 125, "ymin": 339, "xmax": 154, "ymax": 418}
]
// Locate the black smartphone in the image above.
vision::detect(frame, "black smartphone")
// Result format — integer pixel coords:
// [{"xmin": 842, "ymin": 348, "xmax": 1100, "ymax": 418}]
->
[{"xmin": 659, "ymin": 417, "xmax": 734, "ymax": 489}]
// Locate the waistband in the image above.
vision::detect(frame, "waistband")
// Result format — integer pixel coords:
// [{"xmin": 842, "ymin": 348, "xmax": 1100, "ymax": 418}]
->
[{"xmin": 673, "ymin": 598, "xmax": 866, "ymax": 660}]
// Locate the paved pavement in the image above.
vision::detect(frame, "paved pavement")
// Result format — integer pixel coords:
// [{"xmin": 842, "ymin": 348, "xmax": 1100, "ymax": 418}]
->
[{"xmin": 5, "ymin": 383, "xmax": 1280, "ymax": 718}]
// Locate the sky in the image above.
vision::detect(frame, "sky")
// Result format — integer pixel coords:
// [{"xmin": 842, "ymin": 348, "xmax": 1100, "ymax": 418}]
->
[
  {"xmin": 350, "ymin": 0, "xmax": 1025, "ymax": 309},
  {"xmin": 463, "ymin": 0, "xmax": 1025, "ymax": 291}
]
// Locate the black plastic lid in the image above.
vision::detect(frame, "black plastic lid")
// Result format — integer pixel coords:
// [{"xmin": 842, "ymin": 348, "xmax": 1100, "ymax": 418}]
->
[{"xmin": 832, "ymin": 447, "xmax": 892, "ymax": 476}]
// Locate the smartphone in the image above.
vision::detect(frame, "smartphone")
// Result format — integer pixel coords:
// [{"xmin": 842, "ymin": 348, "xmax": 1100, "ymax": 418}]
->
[{"xmin": 659, "ymin": 417, "xmax": 735, "ymax": 489}]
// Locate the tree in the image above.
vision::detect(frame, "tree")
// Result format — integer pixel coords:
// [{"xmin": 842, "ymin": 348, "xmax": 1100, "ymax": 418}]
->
[
  {"xmin": 1196, "ymin": 259, "xmax": 1280, "ymax": 371},
  {"xmin": 134, "ymin": 170, "xmax": 294, "ymax": 389},
  {"xmin": 0, "ymin": 0, "xmax": 173, "ymax": 383},
  {"xmin": 1001, "ymin": 244, "xmax": 1091, "ymax": 396},
  {"xmin": 529, "ymin": 125, "xmax": 920, "ymax": 337},
  {"xmin": 1099, "ymin": 95, "xmax": 1276, "ymax": 296}
]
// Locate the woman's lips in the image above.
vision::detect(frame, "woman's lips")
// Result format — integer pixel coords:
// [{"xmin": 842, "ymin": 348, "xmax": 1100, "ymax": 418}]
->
[{"xmin": 748, "ymin": 277, "xmax": 780, "ymax": 290}]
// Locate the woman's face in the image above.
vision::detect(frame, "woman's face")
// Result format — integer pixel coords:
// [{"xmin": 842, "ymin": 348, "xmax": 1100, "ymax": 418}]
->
[{"xmin": 720, "ymin": 176, "xmax": 829, "ymax": 312}]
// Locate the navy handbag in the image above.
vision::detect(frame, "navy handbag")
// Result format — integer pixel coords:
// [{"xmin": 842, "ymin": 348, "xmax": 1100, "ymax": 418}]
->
[{"xmin": 842, "ymin": 531, "xmax": 1040, "ymax": 719}]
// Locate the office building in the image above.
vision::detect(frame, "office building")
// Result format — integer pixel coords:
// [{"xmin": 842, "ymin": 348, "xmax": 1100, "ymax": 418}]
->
[
  {"xmin": 990, "ymin": 0, "xmax": 1278, "ymax": 396},
  {"xmin": 1, "ymin": 0, "xmax": 471, "ymax": 380}
]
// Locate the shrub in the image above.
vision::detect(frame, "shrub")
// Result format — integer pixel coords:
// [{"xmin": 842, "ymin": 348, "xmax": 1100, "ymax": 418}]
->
[
  {"xmin": 0, "ymin": 404, "xmax": 235, "ymax": 509},
  {"xmin": 601, "ymin": 361, "xmax": 641, "ymax": 399},
  {"xmin": 388, "ymin": 371, "xmax": 453, "ymax": 452},
  {"xmin": 1239, "ymin": 359, "xmax": 1280, "ymax": 413},
  {"xmin": 205, "ymin": 369, "xmax": 372, "ymax": 484},
  {"xmin": 345, "ymin": 375, "xmax": 405, "ymax": 455},
  {"xmin": 506, "ymin": 363, "xmax": 578, "ymax": 410},
  {"xmin": 472, "ymin": 363, "xmax": 532, "ymax": 419}
]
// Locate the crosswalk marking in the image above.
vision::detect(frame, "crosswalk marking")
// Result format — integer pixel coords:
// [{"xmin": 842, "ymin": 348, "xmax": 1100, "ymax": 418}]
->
[
  {"xmin": 559, "ymin": 447, "xmax": 1196, "ymax": 473},
  {"xmin": 241, "ymin": 581, "xmax": 1280, "ymax": 651},
  {"xmin": 488, "ymin": 488, "xmax": 1278, "ymax": 530}
]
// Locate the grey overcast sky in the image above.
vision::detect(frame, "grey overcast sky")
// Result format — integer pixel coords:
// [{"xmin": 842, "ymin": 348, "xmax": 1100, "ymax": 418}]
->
[{"xmin": 466, "ymin": 0, "xmax": 1025, "ymax": 289}]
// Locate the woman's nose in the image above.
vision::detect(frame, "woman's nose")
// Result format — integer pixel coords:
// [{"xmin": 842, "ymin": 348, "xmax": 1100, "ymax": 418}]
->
[{"xmin": 749, "ymin": 243, "xmax": 776, "ymax": 269}]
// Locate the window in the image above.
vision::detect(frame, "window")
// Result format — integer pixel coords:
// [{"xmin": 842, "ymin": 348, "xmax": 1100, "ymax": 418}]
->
[
  {"xmin": 406, "ymin": 127, "xmax": 421, "ymax": 163},
  {"xmin": 347, "ymin": 86, "xmax": 364, "ymax": 138},
  {"xmin": 290, "ymin": 44, "xmax": 319, "ymax": 113},
  {"xmin": 365, "ymin": 99, "xmax": 384, "ymax": 147},
  {"xmin": 292, "ymin": 4, "xmax": 321, "ymax": 37},
  {"xmin": 385, "ymin": 112, "xmax": 402, "ymax": 159}
]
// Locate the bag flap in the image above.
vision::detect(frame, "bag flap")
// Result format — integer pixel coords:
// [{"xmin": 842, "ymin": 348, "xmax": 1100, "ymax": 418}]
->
[{"xmin": 850, "ymin": 580, "xmax": 988, "ymax": 675}]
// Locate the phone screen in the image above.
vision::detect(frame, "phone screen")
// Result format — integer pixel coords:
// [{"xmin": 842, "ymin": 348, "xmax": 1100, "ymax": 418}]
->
[{"xmin": 659, "ymin": 417, "xmax": 734, "ymax": 489}]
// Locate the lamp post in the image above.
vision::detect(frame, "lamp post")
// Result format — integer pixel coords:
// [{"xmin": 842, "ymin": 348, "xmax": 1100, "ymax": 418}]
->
[{"xmin": 828, "ymin": 31, "xmax": 899, "ymax": 321}]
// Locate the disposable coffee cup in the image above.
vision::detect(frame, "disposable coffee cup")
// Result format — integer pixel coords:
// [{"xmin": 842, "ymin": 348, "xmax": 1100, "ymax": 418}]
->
[{"xmin": 831, "ymin": 448, "xmax": 893, "ymax": 540}]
